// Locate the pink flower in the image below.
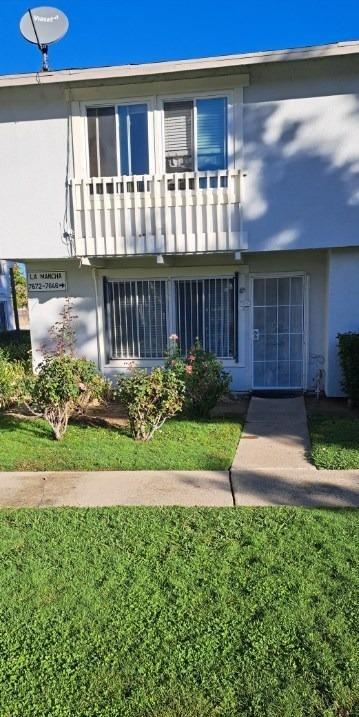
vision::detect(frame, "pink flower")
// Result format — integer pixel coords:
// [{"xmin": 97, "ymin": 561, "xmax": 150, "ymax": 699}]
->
[
  {"xmin": 185, "ymin": 365, "xmax": 193, "ymax": 374},
  {"xmin": 169, "ymin": 334, "xmax": 178, "ymax": 341},
  {"xmin": 187, "ymin": 354, "xmax": 195, "ymax": 363}
]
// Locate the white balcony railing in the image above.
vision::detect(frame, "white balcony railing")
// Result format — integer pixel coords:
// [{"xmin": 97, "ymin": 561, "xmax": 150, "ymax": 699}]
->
[{"xmin": 70, "ymin": 169, "xmax": 242, "ymax": 257}]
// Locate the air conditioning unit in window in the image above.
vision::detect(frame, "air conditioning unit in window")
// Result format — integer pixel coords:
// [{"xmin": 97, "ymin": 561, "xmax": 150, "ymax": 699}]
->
[{"xmin": 166, "ymin": 155, "xmax": 193, "ymax": 172}]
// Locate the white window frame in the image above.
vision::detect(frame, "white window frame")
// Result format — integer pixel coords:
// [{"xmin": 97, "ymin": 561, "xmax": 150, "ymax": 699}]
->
[
  {"xmin": 81, "ymin": 96, "xmax": 156, "ymax": 178},
  {"xmin": 76, "ymin": 86, "xmax": 243, "ymax": 178},
  {"xmin": 99, "ymin": 269, "xmax": 238, "ymax": 366},
  {"xmin": 158, "ymin": 90, "xmax": 235, "ymax": 175}
]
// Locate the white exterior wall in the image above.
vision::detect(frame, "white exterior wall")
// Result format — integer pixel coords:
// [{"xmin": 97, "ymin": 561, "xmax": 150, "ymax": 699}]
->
[
  {"xmin": 242, "ymin": 57, "xmax": 359, "ymax": 253},
  {"xmin": 4, "ymin": 53, "xmax": 359, "ymax": 396},
  {"xmin": 0, "ymin": 86, "xmax": 70, "ymax": 259},
  {"xmin": 0, "ymin": 55, "xmax": 359, "ymax": 259},
  {"xmin": 27, "ymin": 261, "xmax": 98, "ymax": 368},
  {"xmin": 325, "ymin": 248, "xmax": 359, "ymax": 396},
  {"xmin": 26, "ymin": 249, "xmax": 327, "ymax": 392}
]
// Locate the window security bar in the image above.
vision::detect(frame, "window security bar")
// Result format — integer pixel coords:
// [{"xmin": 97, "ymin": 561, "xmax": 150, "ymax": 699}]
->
[{"xmin": 104, "ymin": 276, "xmax": 235, "ymax": 361}]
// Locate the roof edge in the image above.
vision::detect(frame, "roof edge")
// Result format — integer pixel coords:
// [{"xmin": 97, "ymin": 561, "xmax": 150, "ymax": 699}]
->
[{"xmin": 1, "ymin": 39, "xmax": 359, "ymax": 89}]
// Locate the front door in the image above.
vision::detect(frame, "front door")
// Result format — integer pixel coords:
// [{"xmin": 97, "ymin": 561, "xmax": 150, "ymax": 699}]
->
[{"xmin": 252, "ymin": 275, "xmax": 305, "ymax": 390}]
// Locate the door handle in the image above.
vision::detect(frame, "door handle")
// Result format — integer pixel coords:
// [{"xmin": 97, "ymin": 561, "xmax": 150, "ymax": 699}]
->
[{"xmin": 253, "ymin": 329, "xmax": 260, "ymax": 341}]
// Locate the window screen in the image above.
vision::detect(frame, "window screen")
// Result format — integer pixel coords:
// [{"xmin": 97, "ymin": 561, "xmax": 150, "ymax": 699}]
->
[
  {"xmin": 164, "ymin": 101, "xmax": 194, "ymax": 172},
  {"xmin": 87, "ymin": 107, "xmax": 117, "ymax": 177},
  {"xmin": 105, "ymin": 279, "xmax": 167, "ymax": 359},
  {"xmin": 174, "ymin": 277, "xmax": 234, "ymax": 358}
]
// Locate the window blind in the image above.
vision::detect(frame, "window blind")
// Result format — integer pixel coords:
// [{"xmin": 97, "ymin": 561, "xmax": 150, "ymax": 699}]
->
[
  {"xmin": 197, "ymin": 98, "xmax": 227, "ymax": 171},
  {"xmin": 164, "ymin": 101, "xmax": 194, "ymax": 172}
]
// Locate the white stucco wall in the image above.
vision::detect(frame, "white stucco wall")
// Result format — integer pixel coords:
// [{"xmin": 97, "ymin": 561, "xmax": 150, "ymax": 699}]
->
[
  {"xmin": 26, "ymin": 249, "xmax": 328, "ymax": 392},
  {"xmin": 27, "ymin": 261, "xmax": 98, "ymax": 368},
  {"xmin": 243, "ymin": 57, "xmax": 359, "ymax": 253},
  {"xmin": 1, "ymin": 54, "xmax": 359, "ymax": 261},
  {"xmin": 325, "ymin": 248, "xmax": 359, "ymax": 396},
  {"xmin": 0, "ymin": 85, "xmax": 71, "ymax": 260}
]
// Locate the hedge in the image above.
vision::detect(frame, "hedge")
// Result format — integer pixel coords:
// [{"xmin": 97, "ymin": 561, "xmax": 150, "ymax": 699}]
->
[
  {"xmin": 0, "ymin": 331, "xmax": 31, "ymax": 365},
  {"xmin": 338, "ymin": 332, "xmax": 359, "ymax": 403}
]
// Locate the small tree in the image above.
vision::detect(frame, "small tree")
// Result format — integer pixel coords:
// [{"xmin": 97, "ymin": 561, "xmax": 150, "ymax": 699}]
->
[
  {"xmin": 29, "ymin": 300, "xmax": 109, "ymax": 440},
  {"xmin": 12, "ymin": 263, "xmax": 28, "ymax": 309},
  {"xmin": 43, "ymin": 298, "xmax": 78, "ymax": 357},
  {"xmin": 117, "ymin": 367, "xmax": 185, "ymax": 441},
  {"xmin": 31, "ymin": 355, "xmax": 105, "ymax": 440}
]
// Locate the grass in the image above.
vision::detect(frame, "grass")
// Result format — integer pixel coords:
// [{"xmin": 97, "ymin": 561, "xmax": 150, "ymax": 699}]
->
[
  {"xmin": 0, "ymin": 414, "xmax": 242, "ymax": 471},
  {"xmin": 309, "ymin": 415, "xmax": 359, "ymax": 469},
  {"xmin": 0, "ymin": 507, "xmax": 358, "ymax": 717}
]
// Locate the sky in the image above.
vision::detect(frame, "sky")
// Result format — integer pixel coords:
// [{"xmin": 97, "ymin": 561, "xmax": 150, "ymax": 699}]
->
[{"xmin": 1, "ymin": 0, "xmax": 359, "ymax": 75}]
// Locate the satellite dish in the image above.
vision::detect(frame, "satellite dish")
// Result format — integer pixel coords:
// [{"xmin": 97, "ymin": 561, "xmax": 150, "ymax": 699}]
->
[{"xmin": 20, "ymin": 7, "xmax": 69, "ymax": 72}]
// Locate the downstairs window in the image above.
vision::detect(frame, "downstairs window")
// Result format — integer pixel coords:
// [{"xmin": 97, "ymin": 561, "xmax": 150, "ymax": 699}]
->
[{"xmin": 104, "ymin": 276, "xmax": 235, "ymax": 361}]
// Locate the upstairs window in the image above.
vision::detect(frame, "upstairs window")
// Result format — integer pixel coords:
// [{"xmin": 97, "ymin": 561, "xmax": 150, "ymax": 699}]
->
[
  {"xmin": 86, "ymin": 104, "xmax": 149, "ymax": 177},
  {"xmin": 118, "ymin": 104, "xmax": 149, "ymax": 175},
  {"xmin": 87, "ymin": 107, "xmax": 117, "ymax": 177},
  {"xmin": 164, "ymin": 97, "xmax": 227, "ymax": 173}
]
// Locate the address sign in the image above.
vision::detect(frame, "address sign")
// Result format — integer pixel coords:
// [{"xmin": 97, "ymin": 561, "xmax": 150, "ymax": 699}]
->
[{"xmin": 27, "ymin": 271, "xmax": 67, "ymax": 293}]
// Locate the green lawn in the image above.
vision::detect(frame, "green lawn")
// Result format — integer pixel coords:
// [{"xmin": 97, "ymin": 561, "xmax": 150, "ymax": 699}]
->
[
  {"xmin": 0, "ymin": 414, "xmax": 241, "ymax": 471},
  {"xmin": 309, "ymin": 416, "xmax": 359, "ymax": 469},
  {"xmin": 0, "ymin": 507, "xmax": 357, "ymax": 717}
]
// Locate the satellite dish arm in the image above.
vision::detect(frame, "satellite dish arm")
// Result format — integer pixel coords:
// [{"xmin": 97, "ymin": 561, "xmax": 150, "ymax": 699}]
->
[{"xmin": 28, "ymin": 8, "xmax": 49, "ymax": 71}]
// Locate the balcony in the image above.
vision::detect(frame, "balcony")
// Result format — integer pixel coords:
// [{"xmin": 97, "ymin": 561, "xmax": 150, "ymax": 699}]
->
[{"xmin": 70, "ymin": 169, "xmax": 242, "ymax": 257}]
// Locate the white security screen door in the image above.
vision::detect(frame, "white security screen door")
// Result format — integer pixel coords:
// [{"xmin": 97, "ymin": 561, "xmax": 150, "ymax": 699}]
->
[{"xmin": 252, "ymin": 276, "xmax": 304, "ymax": 389}]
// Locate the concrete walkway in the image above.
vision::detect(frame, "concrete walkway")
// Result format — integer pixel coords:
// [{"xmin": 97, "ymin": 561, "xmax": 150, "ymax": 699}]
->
[
  {"xmin": 0, "ymin": 396, "xmax": 358, "ymax": 508},
  {"xmin": 231, "ymin": 397, "xmax": 359, "ymax": 507},
  {"xmin": 232, "ymin": 396, "xmax": 313, "ymax": 471},
  {"xmin": 0, "ymin": 470, "xmax": 233, "ymax": 508}
]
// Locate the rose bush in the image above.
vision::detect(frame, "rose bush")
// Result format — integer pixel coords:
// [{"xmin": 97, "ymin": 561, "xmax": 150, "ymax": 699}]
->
[
  {"xmin": 31, "ymin": 355, "xmax": 108, "ymax": 440},
  {"xmin": 165, "ymin": 337, "xmax": 231, "ymax": 417},
  {"xmin": 117, "ymin": 367, "xmax": 185, "ymax": 441}
]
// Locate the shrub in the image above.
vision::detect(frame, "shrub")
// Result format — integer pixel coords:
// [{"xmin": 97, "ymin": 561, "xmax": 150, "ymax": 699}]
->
[
  {"xmin": 117, "ymin": 367, "xmax": 185, "ymax": 441},
  {"xmin": 0, "ymin": 350, "xmax": 27, "ymax": 410},
  {"xmin": 165, "ymin": 338, "xmax": 231, "ymax": 418},
  {"xmin": 338, "ymin": 332, "xmax": 359, "ymax": 403},
  {"xmin": 31, "ymin": 355, "xmax": 108, "ymax": 440},
  {"xmin": 0, "ymin": 330, "xmax": 31, "ymax": 366}
]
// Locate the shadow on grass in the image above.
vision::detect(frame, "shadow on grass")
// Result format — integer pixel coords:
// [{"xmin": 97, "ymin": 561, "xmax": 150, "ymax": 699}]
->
[{"xmin": 309, "ymin": 415, "xmax": 359, "ymax": 449}]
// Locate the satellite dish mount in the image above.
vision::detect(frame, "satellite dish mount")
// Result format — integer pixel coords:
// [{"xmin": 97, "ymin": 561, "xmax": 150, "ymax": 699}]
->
[
  {"xmin": 20, "ymin": 6, "xmax": 69, "ymax": 72},
  {"xmin": 28, "ymin": 8, "xmax": 49, "ymax": 71}
]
